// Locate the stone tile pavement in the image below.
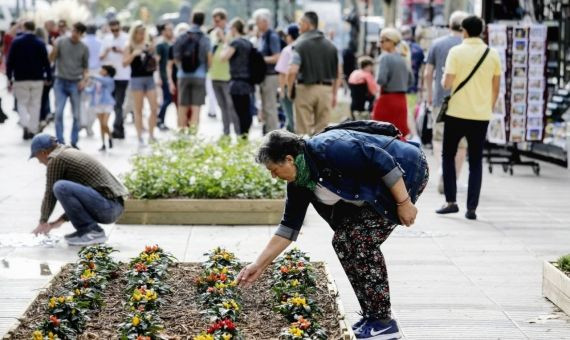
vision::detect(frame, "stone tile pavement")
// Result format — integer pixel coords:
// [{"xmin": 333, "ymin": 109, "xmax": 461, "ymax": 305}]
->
[{"xmin": 1, "ymin": 84, "xmax": 570, "ymax": 339}]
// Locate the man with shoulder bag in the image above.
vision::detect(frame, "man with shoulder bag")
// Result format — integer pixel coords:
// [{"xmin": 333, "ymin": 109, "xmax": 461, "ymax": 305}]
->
[{"xmin": 435, "ymin": 15, "xmax": 501, "ymax": 220}]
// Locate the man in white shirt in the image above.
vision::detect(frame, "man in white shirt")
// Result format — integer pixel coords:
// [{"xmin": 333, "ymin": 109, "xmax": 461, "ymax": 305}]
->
[{"xmin": 100, "ymin": 19, "xmax": 131, "ymax": 139}]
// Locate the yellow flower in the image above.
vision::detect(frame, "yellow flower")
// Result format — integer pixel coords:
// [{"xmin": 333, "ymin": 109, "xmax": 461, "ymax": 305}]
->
[
  {"xmin": 229, "ymin": 280, "xmax": 237, "ymax": 287},
  {"xmin": 193, "ymin": 333, "xmax": 215, "ymax": 340},
  {"xmin": 74, "ymin": 289, "xmax": 81, "ymax": 296},
  {"xmin": 48, "ymin": 297, "xmax": 56, "ymax": 308},
  {"xmin": 222, "ymin": 333, "xmax": 232, "ymax": 340},
  {"xmin": 58, "ymin": 296, "xmax": 65, "ymax": 304},
  {"xmin": 66, "ymin": 296, "xmax": 73, "ymax": 302},
  {"xmin": 221, "ymin": 267, "xmax": 228, "ymax": 274},
  {"xmin": 290, "ymin": 279, "xmax": 300, "ymax": 287},
  {"xmin": 289, "ymin": 326, "xmax": 304, "ymax": 337},
  {"xmin": 32, "ymin": 330, "xmax": 43, "ymax": 340},
  {"xmin": 231, "ymin": 300, "xmax": 239, "ymax": 311},
  {"xmin": 290, "ymin": 296, "xmax": 307, "ymax": 307},
  {"xmin": 47, "ymin": 332, "xmax": 56, "ymax": 340},
  {"xmin": 145, "ymin": 290, "xmax": 158, "ymax": 301},
  {"xmin": 132, "ymin": 316, "xmax": 140, "ymax": 326}
]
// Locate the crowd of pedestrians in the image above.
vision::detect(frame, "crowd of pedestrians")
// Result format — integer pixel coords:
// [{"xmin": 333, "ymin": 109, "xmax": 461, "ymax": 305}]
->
[{"xmin": 0, "ymin": 8, "xmax": 499, "ymax": 222}]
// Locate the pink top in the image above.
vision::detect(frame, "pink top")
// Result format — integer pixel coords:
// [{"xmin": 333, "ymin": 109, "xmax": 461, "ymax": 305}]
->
[
  {"xmin": 348, "ymin": 69, "xmax": 378, "ymax": 96},
  {"xmin": 275, "ymin": 45, "xmax": 293, "ymax": 74}
]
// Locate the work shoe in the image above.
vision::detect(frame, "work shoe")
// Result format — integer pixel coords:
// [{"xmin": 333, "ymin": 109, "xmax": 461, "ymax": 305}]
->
[
  {"xmin": 465, "ymin": 210, "xmax": 477, "ymax": 220},
  {"xmin": 435, "ymin": 203, "xmax": 459, "ymax": 214},
  {"xmin": 355, "ymin": 318, "xmax": 401, "ymax": 339},
  {"xmin": 66, "ymin": 230, "xmax": 107, "ymax": 246}
]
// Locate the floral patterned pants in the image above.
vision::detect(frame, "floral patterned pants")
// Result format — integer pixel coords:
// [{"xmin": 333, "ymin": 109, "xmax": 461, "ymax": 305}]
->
[{"xmin": 331, "ymin": 164, "xmax": 429, "ymax": 320}]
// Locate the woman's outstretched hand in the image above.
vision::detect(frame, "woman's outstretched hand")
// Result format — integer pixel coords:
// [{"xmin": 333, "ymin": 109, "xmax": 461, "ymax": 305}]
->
[{"xmin": 236, "ymin": 262, "xmax": 265, "ymax": 288}]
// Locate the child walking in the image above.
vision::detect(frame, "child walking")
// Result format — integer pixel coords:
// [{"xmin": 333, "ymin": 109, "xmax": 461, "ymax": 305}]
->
[{"xmin": 87, "ymin": 65, "xmax": 116, "ymax": 151}]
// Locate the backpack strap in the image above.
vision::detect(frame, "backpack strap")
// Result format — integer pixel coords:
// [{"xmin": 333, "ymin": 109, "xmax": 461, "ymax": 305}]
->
[{"xmin": 451, "ymin": 47, "xmax": 490, "ymax": 96}]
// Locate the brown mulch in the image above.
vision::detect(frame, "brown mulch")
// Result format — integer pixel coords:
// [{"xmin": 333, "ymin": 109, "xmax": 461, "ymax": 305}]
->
[{"xmin": 7, "ymin": 263, "xmax": 344, "ymax": 339}]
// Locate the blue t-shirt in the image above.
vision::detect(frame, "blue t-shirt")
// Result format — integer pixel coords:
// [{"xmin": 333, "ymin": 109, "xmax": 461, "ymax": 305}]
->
[
  {"xmin": 177, "ymin": 25, "xmax": 211, "ymax": 79},
  {"xmin": 258, "ymin": 29, "xmax": 281, "ymax": 75},
  {"xmin": 425, "ymin": 34, "xmax": 462, "ymax": 107}
]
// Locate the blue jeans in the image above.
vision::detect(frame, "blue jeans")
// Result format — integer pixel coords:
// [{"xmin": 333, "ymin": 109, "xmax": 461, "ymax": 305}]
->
[
  {"xmin": 280, "ymin": 94, "xmax": 294, "ymax": 132},
  {"xmin": 158, "ymin": 79, "xmax": 172, "ymax": 124},
  {"xmin": 53, "ymin": 180, "xmax": 124, "ymax": 234},
  {"xmin": 54, "ymin": 78, "xmax": 81, "ymax": 145}
]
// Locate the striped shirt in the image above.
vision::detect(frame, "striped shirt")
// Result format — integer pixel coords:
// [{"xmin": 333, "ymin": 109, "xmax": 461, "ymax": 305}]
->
[{"xmin": 40, "ymin": 146, "xmax": 128, "ymax": 222}]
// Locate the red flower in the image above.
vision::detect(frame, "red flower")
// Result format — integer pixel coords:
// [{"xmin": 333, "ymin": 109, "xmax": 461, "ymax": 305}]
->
[
  {"xmin": 222, "ymin": 319, "xmax": 236, "ymax": 331},
  {"xmin": 297, "ymin": 261, "xmax": 304, "ymax": 268},
  {"xmin": 207, "ymin": 287, "xmax": 215, "ymax": 293},
  {"xmin": 280, "ymin": 266, "xmax": 289, "ymax": 274},
  {"xmin": 219, "ymin": 273, "xmax": 227, "ymax": 282},
  {"xmin": 49, "ymin": 315, "xmax": 60, "ymax": 327},
  {"xmin": 88, "ymin": 262, "xmax": 95, "ymax": 269},
  {"xmin": 136, "ymin": 336, "xmax": 151, "ymax": 340},
  {"xmin": 134, "ymin": 262, "xmax": 148, "ymax": 272}
]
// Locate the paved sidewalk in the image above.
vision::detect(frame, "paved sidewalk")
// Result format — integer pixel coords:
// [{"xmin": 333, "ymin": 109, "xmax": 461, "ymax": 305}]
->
[{"xmin": 1, "ymin": 86, "xmax": 570, "ymax": 339}]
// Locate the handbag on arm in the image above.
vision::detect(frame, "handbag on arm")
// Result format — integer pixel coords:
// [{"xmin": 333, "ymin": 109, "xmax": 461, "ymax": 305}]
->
[{"xmin": 436, "ymin": 47, "xmax": 490, "ymax": 123}]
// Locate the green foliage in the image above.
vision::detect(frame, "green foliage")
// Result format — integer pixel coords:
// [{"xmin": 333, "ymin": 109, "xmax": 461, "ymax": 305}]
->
[
  {"xmin": 557, "ymin": 254, "xmax": 570, "ymax": 273},
  {"xmin": 123, "ymin": 134, "xmax": 286, "ymax": 200}
]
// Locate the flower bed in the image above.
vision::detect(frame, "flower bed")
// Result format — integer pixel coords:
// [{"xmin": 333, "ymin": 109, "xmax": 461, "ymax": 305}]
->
[
  {"xmin": 543, "ymin": 254, "xmax": 570, "ymax": 316},
  {"xmin": 123, "ymin": 135, "xmax": 285, "ymax": 200},
  {"xmin": 118, "ymin": 135, "xmax": 286, "ymax": 225},
  {"xmin": 5, "ymin": 247, "xmax": 353, "ymax": 339}
]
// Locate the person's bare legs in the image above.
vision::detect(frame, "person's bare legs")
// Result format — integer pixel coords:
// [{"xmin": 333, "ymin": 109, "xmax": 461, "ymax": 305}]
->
[
  {"xmin": 145, "ymin": 89, "xmax": 158, "ymax": 140},
  {"xmin": 178, "ymin": 105, "xmax": 189, "ymax": 128},
  {"xmin": 189, "ymin": 105, "xmax": 200, "ymax": 129},
  {"xmin": 97, "ymin": 114, "xmax": 106, "ymax": 148},
  {"xmin": 132, "ymin": 90, "xmax": 145, "ymax": 140}
]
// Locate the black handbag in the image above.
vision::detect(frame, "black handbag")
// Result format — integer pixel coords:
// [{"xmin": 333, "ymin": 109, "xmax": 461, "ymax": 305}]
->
[{"xmin": 436, "ymin": 47, "xmax": 490, "ymax": 123}]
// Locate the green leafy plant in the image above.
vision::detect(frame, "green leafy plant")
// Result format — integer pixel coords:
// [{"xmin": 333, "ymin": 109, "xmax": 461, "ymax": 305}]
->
[
  {"xmin": 279, "ymin": 316, "xmax": 328, "ymax": 340},
  {"xmin": 271, "ymin": 249, "xmax": 328, "ymax": 338},
  {"xmin": 557, "ymin": 254, "xmax": 570, "ymax": 273},
  {"xmin": 118, "ymin": 311, "xmax": 163, "ymax": 340},
  {"xmin": 123, "ymin": 134, "xmax": 286, "ymax": 199}
]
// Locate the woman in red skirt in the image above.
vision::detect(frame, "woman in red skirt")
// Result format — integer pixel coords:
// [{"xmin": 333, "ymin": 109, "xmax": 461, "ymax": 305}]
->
[{"xmin": 372, "ymin": 28, "xmax": 414, "ymax": 137}]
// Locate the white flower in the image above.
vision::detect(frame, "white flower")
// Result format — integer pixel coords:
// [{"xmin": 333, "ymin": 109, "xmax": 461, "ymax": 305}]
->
[
  {"xmin": 189, "ymin": 176, "xmax": 196, "ymax": 185},
  {"xmin": 213, "ymin": 170, "xmax": 222, "ymax": 179}
]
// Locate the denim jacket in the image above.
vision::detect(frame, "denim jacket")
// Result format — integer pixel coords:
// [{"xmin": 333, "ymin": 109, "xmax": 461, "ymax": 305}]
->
[
  {"xmin": 276, "ymin": 129, "xmax": 428, "ymax": 241},
  {"xmin": 85, "ymin": 76, "xmax": 116, "ymax": 107}
]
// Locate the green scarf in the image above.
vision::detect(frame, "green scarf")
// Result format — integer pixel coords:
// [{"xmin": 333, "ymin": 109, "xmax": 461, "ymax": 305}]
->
[{"xmin": 294, "ymin": 154, "xmax": 317, "ymax": 191}]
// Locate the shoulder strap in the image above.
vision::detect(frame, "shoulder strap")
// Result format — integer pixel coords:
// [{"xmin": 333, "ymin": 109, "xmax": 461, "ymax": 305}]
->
[{"xmin": 452, "ymin": 47, "xmax": 490, "ymax": 96}]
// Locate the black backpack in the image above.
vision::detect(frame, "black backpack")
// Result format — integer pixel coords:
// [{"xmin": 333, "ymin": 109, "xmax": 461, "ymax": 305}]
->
[
  {"xmin": 249, "ymin": 45, "xmax": 266, "ymax": 85},
  {"xmin": 176, "ymin": 31, "xmax": 202, "ymax": 73},
  {"xmin": 322, "ymin": 120, "xmax": 402, "ymax": 137}
]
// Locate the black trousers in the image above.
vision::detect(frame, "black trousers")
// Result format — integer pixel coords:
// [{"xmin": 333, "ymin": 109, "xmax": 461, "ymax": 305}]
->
[
  {"xmin": 442, "ymin": 116, "xmax": 489, "ymax": 210},
  {"xmin": 112, "ymin": 80, "xmax": 129, "ymax": 133},
  {"xmin": 231, "ymin": 94, "xmax": 252, "ymax": 135}
]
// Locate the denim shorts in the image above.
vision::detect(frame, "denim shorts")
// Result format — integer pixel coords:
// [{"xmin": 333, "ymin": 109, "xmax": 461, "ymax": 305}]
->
[{"xmin": 130, "ymin": 76, "xmax": 155, "ymax": 92}]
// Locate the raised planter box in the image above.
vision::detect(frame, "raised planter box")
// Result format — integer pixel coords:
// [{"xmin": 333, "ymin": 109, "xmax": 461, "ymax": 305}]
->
[
  {"xmin": 542, "ymin": 260, "xmax": 570, "ymax": 316},
  {"xmin": 3, "ymin": 262, "xmax": 355, "ymax": 339},
  {"xmin": 117, "ymin": 199, "xmax": 285, "ymax": 225}
]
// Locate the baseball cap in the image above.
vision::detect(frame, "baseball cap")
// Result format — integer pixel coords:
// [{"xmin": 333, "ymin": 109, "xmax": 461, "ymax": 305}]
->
[
  {"xmin": 29, "ymin": 133, "xmax": 58, "ymax": 159},
  {"xmin": 287, "ymin": 24, "xmax": 299, "ymax": 40}
]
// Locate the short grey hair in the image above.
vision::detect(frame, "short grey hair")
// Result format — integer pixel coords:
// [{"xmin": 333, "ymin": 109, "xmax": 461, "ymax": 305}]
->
[
  {"xmin": 256, "ymin": 130, "xmax": 305, "ymax": 165},
  {"xmin": 253, "ymin": 8, "xmax": 272, "ymax": 26},
  {"xmin": 449, "ymin": 11, "xmax": 469, "ymax": 31}
]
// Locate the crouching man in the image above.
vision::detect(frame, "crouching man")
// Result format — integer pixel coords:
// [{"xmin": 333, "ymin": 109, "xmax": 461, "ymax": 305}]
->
[{"xmin": 30, "ymin": 134, "xmax": 128, "ymax": 245}]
